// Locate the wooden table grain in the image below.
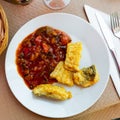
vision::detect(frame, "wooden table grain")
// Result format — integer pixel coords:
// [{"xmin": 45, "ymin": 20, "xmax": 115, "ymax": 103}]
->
[{"xmin": 0, "ymin": 0, "xmax": 120, "ymax": 119}]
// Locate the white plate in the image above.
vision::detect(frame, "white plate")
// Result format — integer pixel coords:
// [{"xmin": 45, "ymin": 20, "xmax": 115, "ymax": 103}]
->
[{"xmin": 5, "ymin": 13, "xmax": 110, "ymax": 118}]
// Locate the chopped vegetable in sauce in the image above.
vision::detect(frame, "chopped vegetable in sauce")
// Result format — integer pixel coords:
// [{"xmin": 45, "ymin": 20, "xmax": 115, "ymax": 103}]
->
[{"xmin": 16, "ymin": 26, "xmax": 71, "ymax": 89}]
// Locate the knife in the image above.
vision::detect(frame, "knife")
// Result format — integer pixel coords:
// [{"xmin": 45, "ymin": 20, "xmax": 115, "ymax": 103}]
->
[
  {"xmin": 84, "ymin": 5, "xmax": 120, "ymax": 97},
  {"xmin": 96, "ymin": 13, "xmax": 120, "ymax": 73}
]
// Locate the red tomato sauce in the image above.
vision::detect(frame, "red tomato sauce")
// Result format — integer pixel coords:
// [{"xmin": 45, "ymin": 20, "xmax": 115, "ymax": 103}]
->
[{"xmin": 16, "ymin": 26, "xmax": 71, "ymax": 89}]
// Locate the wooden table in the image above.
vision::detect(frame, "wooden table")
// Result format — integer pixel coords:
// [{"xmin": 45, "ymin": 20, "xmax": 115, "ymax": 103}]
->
[{"xmin": 0, "ymin": 0, "xmax": 120, "ymax": 119}]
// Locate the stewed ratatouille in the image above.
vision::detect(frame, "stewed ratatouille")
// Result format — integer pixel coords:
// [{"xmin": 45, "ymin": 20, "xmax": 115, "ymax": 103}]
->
[{"xmin": 16, "ymin": 26, "xmax": 71, "ymax": 89}]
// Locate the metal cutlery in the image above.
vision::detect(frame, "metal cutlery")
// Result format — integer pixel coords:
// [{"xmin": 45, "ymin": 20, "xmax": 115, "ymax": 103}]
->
[
  {"xmin": 96, "ymin": 13, "xmax": 120, "ymax": 73},
  {"xmin": 110, "ymin": 12, "xmax": 120, "ymax": 38}
]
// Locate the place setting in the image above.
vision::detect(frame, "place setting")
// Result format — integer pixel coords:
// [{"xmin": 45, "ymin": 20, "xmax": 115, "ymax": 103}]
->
[{"xmin": 84, "ymin": 5, "xmax": 120, "ymax": 97}]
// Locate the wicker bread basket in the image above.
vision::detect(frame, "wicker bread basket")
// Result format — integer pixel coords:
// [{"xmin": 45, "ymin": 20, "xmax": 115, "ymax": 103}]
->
[{"xmin": 0, "ymin": 4, "xmax": 8, "ymax": 55}]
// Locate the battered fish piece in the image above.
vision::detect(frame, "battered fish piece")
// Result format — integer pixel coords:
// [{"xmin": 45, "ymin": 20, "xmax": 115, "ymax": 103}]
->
[
  {"xmin": 64, "ymin": 42, "xmax": 82, "ymax": 72},
  {"xmin": 32, "ymin": 84, "xmax": 72, "ymax": 100},
  {"xmin": 50, "ymin": 61, "xmax": 73, "ymax": 86},
  {"xmin": 73, "ymin": 65, "xmax": 99, "ymax": 87}
]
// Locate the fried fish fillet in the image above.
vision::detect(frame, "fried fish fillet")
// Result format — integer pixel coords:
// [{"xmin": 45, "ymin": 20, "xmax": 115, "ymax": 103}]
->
[
  {"xmin": 64, "ymin": 42, "xmax": 82, "ymax": 72},
  {"xmin": 32, "ymin": 84, "xmax": 72, "ymax": 100},
  {"xmin": 73, "ymin": 65, "xmax": 99, "ymax": 87},
  {"xmin": 50, "ymin": 61, "xmax": 73, "ymax": 86}
]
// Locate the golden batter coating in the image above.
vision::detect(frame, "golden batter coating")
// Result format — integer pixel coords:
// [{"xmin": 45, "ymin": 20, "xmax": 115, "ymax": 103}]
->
[
  {"xmin": 50, "ymin": 61, "xmax": 73, "ymax": 86},
  {"xmin": 64, "ymin": 42, "xmax": 82, "ymax": 72},
  {"xmin": 32, "ymin": 84, "xmax": 72, "ymax": 100},
  {"xmin": 73, "ymin": 65, "xmax": 99, "ymax": 87}
]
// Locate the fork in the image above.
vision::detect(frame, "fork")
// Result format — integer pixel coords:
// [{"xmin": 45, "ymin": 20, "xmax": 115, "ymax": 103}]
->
[{"xmin": 110, "ymin": 12, "xmax": 120, "ymax": 38}]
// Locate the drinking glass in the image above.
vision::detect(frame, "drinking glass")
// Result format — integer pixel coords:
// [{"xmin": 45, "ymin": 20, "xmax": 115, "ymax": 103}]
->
[{"xmin": 43, "ymin": 0, "xmax": 71, "ymax": 10}]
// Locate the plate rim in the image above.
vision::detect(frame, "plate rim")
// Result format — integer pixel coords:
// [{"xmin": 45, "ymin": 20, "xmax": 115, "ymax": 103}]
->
[{"xmin": 5, "ymin": 12, "xmax": 110, "ymax": 118}]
